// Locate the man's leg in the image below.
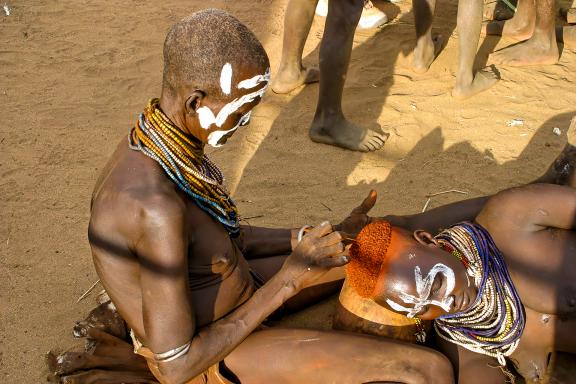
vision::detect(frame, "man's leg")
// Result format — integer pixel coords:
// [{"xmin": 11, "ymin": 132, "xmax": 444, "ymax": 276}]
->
[
  {"xmin": 271, "ymin": 0, "xmax": 321, "ymax": 94},
  {"xmin": 412, "ymin": 0, "xmax": 444, "ymax": 73},
  {"xmin": 557, "ymin": 25, "xmax": 576, "ymax": 47},
  {"xmin": 484, "ymin": 0, "xmax": 536, "ymax": 41},
  {"xmin": 491, "ymin": 0, "xmax": 559, "ymax": 66},
  {"xmin": 224, "ymin": 328, "xmax": 454, "ymax": 384},
  {"xmin": 309, "ymin": 0, "xmax": 389, "ymax": 152},
  {"xmin": 452, "ymin": 0, "xmax": 499, "ymax": 99}
]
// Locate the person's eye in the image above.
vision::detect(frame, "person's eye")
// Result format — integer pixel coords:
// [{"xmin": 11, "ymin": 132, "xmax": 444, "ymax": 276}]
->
[{"xmin": 238, "ymin": 112, "xmax": 251, "ymax": 126}]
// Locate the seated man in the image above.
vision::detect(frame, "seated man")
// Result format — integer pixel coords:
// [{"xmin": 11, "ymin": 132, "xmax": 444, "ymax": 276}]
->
[
  {"xmin": 345, "ymin": 118, "xmax": 576, "ymax": 383},
  {"xmin": 47, "ymin": 9, "xmax": 453, "ymax": 384}
]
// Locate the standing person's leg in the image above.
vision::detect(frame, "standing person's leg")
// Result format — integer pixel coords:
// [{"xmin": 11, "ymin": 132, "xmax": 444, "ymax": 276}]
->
[
  {"xmin": 309, "ymin": 0, "xmax": 389, "ymax": 152},
  {"xmin": 491, "ymin": 0, "xmax": 559, "ymax": 66},
  {"xmin": 224, "ymin": 328, "xmax": 455, "ymax": 384},
  {"xmin": 452, "ymin": 0, "xmax": 499, "ymax": 99},
  {"xmin": 484, "ymin": 0, "xmax": 537, "ymax": 40},
  {"xmin": 412, "ymin": 0, "xmax": 440, "ymax": 73},
  {"xmin": 271, "ymin": 0, "xmax": 321, "ymax": 94}
]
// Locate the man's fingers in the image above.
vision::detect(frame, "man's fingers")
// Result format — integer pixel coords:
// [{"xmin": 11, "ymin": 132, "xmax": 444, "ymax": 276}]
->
[
  {"xmin": 352, "ymin": 190, "xmax": 377, "ymax": 214},
  {"xmin": 317, "ymin": 254, "xmax": 350, "ymax": 268},
  {"xmin": 315, "ymin": 231, "xmax": 343, "ymax": 247},
  {"xmin": 306, "ymin": 221, "xmax": 333, "ymax": 238}
]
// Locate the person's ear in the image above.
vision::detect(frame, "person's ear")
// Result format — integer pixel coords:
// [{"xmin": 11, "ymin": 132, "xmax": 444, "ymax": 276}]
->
[
  {"xmin": 413, "ymin": 230, "xmax": 440, "ymax": 247},
  {"xmin": 184, "ymin": 90, "xmax": 205, "ymax": 116}
]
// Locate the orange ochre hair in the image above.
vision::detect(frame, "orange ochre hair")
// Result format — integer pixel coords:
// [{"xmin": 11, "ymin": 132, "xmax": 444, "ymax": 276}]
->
[{"xmin": 347, "ymin": 220, "xmax": 393, "ymax": 298}]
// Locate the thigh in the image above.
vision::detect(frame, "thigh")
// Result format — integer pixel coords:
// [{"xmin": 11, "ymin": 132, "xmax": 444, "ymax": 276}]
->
[{"xmin": 224, "ymin": 328, "xmax": 453, "ymax": 384}]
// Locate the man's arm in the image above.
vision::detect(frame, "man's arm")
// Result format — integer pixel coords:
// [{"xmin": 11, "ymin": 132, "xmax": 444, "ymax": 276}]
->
[
  {"xmin": 384, "ymin": 196, "xmax": 489, "ymax": 234},
  {"xmin": 477, "ymin": 183, "xmax": 576, "ymax": 233},
  {"xmin": 234, "ymin": 225, "xmax": 299, "ymax": 259},
  {"xmin": 134, "ymin": 203, "xmax": 347, "ymax": 384}
]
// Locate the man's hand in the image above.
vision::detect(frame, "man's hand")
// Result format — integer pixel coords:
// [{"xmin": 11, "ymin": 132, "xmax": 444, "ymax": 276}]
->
[
  {"xmin": 334, "ymin": 190, "xmax": 377, "ymax": 241},
  {"xmin": 282, "ymin": 221, "xmax": 348, "ymax": 290}
]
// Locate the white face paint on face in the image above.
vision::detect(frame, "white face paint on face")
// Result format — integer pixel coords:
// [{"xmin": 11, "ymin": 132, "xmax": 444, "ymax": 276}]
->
[
  {"xmin": 386, "ymin": 263, "xmax": 456, "ymax": 318},
  {"xmin": 206, "ymin": 111, "xmax": 252, "ymax": 148},
  {"xmin": 237, "ymin": 68, "xmax": 271, "ymax": 89},
  {"xmin": 220, "ymin": 63, "xmax": 232, "ymax": 95},
  {"xmin": 196, "ymin": 67, "xmax": 270, "ymax": 130}
]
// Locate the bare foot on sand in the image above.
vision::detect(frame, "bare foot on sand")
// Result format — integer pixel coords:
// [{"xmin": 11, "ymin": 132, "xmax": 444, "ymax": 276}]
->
[
  {"xmin": 483, "ymin": 17, "xmax": 534, "ymax": 41},
  {"xmin": 452, "ymin": 67, "xmax": 499, "ymax": 99},
  {"xmin": 271, "ymin": 66, "xmax": 319, "ymax": 94},
  {"xmin": 412, "ymin": 35, "xmax": 445, "ymax": 74},
  {"xmin": 309, "ymin": 117, "xmax": 389, "ymax": 152},
  {"xmin": 490, "ymin": 38, "xmax": 559, "ymax": 66}
]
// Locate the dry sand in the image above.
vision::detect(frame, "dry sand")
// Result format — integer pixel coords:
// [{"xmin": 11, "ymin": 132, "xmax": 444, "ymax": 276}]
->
[{"xmin": 1, "ymin": 0, "xmax": 575, "ymax": 382}]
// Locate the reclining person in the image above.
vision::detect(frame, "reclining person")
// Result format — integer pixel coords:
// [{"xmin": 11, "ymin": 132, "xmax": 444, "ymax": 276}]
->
[
  {"xmin": 346, "ymin": 119, "xmax": 576, "ymax": 383},
  {"xmin": 47, "ymin": 9, "xmax": 454, "ymax": 384}
]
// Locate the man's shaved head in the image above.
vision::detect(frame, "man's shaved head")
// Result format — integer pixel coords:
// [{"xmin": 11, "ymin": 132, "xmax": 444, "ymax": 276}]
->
[{"xmin": 162, "ymin": 9, "xmax": 269, "ymax": 99}]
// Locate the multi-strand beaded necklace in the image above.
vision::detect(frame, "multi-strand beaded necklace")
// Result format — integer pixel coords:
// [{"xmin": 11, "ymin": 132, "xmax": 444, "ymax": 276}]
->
[
  {"xmin": 129, "ymin": 98, "xmax": 239, "ymax": 235},
  {"xmin": 433, "ymin": 222, "xmax": 525, "ymax": 366}
]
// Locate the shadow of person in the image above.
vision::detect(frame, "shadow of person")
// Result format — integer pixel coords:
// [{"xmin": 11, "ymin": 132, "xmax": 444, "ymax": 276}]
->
[{"xmin": 230, "ymin": 111, "xmax": 572, "ymax": 332}]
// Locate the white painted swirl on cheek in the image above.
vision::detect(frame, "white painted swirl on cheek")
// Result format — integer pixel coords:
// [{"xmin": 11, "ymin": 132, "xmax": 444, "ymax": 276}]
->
[
  {"xmin": 385, "ymin": 263, "xmax": 456, "ymax": 318},
  {"xmin": 206, "ymin": 111, "xmax": 252, "ymax": 148}
]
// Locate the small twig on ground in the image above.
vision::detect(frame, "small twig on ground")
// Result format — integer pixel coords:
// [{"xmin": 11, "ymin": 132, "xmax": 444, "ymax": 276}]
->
[
  {"xmin": 320, "ymin": 202, "xmax": 332, "ymax": 212},
  {"xmin": 423, "ymin": 190, "xmax": 468, "ymax": 212},
  {"xmin": 76, "ymin": 279, "xmax": 101, "ymax": 303},
  {"xmin": 422, "ymin": 198, "xmax": 432, "ymax": 213},
  {"xmin": 426, "ymin": 189, "xmax": 468, "ymax": 198},
  {"xmin": 243, "ymin": 215, "xmax": 264, "ymax": 220}
]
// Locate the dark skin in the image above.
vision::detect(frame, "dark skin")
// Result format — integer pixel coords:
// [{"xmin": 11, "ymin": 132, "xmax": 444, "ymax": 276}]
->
[
  {"xmin": 86, "ymin": 57, "xmax": 454, "ymax": 384},
  {"xmin": 367, "ymin": 120, "xmax": 576, "ymax": 383},
  {"xmin": 272, "ymin": 0, "xmax": 389, "ymax": 152}
]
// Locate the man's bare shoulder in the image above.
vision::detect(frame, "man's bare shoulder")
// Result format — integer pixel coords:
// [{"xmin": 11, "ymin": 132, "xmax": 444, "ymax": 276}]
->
[{"xmin": 89, "ymin": 144, "xmax": 188, "ymax": 245}]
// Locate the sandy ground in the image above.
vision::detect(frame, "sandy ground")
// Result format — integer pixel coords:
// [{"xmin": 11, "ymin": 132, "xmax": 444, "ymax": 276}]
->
[{"xmin": 1, "ymin": 0, "xmax": 575, "ymax": 382}]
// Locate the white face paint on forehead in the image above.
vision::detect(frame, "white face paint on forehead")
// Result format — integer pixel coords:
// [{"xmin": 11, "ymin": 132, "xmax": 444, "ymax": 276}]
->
[
  {"xmin": 196, "ymin": 67, "xmax": 270, "ymax": 130},
  {"xmin": 237, "ymin": 68, "xmax": 271, "ymax": 89},
  {"xmin": 206, "ymin": 111, "xmax": 252, "ymax": 148},
  {"xmin": 386, "ymin": 263, "xmax": 456, "ymax": 318},
  {"xmin": 220, "ymin": 63, "xmax": 233, "ymax": 95}
]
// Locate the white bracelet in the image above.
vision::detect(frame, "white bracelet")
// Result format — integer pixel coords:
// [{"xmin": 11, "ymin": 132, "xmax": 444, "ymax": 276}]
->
[
  {"xmin": 297, "ymin": 225, "xmax": 313, "ymax": 242},
  {"xmin": 153, "ymin": 341, "xmax": 192, "ymax": 363}
]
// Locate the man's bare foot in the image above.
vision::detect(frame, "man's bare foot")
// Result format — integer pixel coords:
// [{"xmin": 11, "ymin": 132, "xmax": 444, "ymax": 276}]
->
[
  {"xmin": 490, "ymin": 38, "xmax": 559, "ymax": 66},
  {"xmin": 412, "ymin": 35, "xmax": 445, "ymax": 74},
  {"xmin": 452, "ymin": 67, "xmax": 499, "ymax": 99},
  {"xmin": 483, "ymin": 18, "xmax": 534, "ymax": 41},
  {"xmin": 271, "ymin": 66, "xmax": 320, "ymax": 94},
  {"xmin": 309, "ymin": 117, "xmax": 389, "ymax": 152}
]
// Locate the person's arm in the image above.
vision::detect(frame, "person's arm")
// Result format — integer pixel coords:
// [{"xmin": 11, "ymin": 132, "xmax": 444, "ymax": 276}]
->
[
  {"xmin": 233, "ymin": 225, "xmax": 300, "ymax": 259},
  {"xmin": 135, "ymin": 205, "xmax": 347, "ymax": 384},
  {"xmin": 384, "ymin": 196, "xmax": 489, "ymax": 234},
  {"xmin": 477, "ymin": 183, "xmax": 576, "ymax": 233},
  {"xmin": 335, "ymin": 190, "xmax": 489, "ymax": 239}
]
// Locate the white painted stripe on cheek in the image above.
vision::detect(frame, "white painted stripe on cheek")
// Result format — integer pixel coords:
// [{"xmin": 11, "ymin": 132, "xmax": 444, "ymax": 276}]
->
[
  {"xmin": 197, "ymin": 106, "xmax": 217, "ymax": 129},
  {"xmin": 237, "ymin": 68, "xmax": 271, "ymax": 89},
  {"xmin": 220, "ymin": 63, "xmax": 232, "ymax": 95},
  {"xmin": 206, "ymin": 126, "xmax": 238, "ymax": 147}
]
